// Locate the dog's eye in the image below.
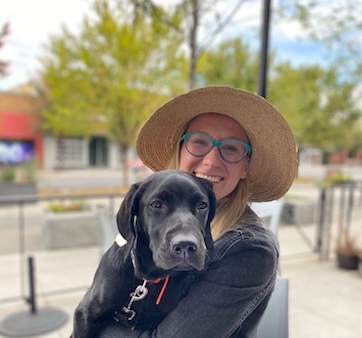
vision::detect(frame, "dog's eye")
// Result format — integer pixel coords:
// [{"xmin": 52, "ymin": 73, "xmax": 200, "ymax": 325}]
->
[
  {"xmin": 197, "ymin": 202, "xmax": 208, "ymax": 210},
  {"xmin": 151, "ymin": 200, "xmax": 163, "ymax": 209}
]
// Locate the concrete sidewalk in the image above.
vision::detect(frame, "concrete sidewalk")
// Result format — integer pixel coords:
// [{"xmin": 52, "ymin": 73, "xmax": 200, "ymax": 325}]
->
[{"xmin": 282, "ymin": 254, "xmax": 362, "ymax": 338}]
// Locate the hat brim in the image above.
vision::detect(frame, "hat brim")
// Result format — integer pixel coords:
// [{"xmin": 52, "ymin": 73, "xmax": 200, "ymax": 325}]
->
[{"xmin": 137, "ymin": 86, "xmax": 298, "ymax": 202}]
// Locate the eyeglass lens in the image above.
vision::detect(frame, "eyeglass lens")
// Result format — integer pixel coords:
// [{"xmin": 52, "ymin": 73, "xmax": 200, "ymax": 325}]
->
[{"xmin": 184, "ymin": 133, "xmax": 249, "ymax": 163}]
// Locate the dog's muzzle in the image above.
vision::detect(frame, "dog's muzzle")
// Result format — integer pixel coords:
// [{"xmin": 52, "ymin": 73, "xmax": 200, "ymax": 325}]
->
[{"xmin": 155, "ymin": 232, "xmax": 207, "ymax": 271}]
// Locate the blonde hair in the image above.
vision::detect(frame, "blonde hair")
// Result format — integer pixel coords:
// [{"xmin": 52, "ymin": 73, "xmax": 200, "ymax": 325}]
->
[{"xmin": 167, "ymin": 132, "xmax": 251, "ymax": 240}]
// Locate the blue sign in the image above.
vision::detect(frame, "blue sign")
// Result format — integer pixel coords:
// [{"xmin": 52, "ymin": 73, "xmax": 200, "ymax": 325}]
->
[{"xmin": 0, "ymin": 141, "xmax": 35, "ymax": 164}]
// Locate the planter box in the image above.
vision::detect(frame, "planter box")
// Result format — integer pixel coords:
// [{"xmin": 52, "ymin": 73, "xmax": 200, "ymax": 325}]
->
[
  {"xmin": 281, "ymin": 200, "xmax": 317, "ymax": 225},
  {"xmin": 43, "ymin": 210, "xmax": 100, "ymax": 249},
  {"xmin": 336, "ymin": 252, "xmax": 359, "ymax": 270}
]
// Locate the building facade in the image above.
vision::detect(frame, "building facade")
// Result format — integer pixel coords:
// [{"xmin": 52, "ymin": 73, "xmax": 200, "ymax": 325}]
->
[
  {"xmin": 0, "ymin": 92, "xmax": 43, "ymax": 167},
  {"xmin": 0, "ymin": 91, "xmax": 122, "ymax": 170}
]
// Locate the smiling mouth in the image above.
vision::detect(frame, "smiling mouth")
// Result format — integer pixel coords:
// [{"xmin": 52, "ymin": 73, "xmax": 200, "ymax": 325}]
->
[{"xmin": 195, "ymin": 173, "xmax": 222, "ymax": 183}]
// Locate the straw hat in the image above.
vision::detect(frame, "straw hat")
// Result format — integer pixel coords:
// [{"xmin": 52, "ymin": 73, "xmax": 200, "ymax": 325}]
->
[{"xmin": 137, "ymin": 86, "xmax": 298, "ymax": 202}]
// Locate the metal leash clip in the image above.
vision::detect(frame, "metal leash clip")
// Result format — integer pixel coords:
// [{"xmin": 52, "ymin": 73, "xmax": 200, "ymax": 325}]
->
[{"xmin": 121, "ymin": 280, "xmax": 148, "ymax": 321}]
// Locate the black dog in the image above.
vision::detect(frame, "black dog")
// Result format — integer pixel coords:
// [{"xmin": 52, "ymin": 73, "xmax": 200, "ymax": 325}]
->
[{"xmin": 72, "ymin": 170, "xmax": 215, "ymax": 338}]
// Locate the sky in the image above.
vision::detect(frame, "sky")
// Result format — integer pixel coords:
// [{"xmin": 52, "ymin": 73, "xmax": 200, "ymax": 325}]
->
[
  {"xmin": 0, "ymin": 0, "xmax": 332, "ymax": 92},
  {"xmin": 0, "ymin": 0, "xmax": 91, "ymax": 90}
]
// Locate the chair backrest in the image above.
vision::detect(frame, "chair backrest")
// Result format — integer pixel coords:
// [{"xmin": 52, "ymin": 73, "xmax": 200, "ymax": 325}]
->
[
  {"xmin": 250, "ymin": 200, "xmax": 283, "ymax": 235},
  {"xmin": 258, "ymin": 276, "xmax": 289, "ymax": 338},
  {"xmin": 251, "ymin": 200, "xmax": 289, "ymax": 337},
  {"xmin": 93, "ymin": 206, "xmax": 118, "ymax": 257}
]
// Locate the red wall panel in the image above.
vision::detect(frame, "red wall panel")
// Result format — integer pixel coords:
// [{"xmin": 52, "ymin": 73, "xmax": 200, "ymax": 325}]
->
[{"xmin": 0, "ymin": 112, "xmax": 43, "ymax": 167}]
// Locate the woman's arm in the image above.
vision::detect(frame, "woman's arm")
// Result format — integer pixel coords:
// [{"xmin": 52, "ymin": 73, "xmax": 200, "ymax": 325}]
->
[{"xmin": 96, "ymin": 234, "xmax": 278, "ymax": 338}]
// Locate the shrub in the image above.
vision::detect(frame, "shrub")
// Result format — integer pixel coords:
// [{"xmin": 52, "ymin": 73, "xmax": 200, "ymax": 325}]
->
[
  {"xmin": 48, "ymin": 200, "xmax": 90, "ymax": 212},
  {"xmin": 0, "ymin": 166, "xmax": 16, "ymax": 182},
  {"xmin": 322, "ymin": 171, "xmax": 353, "ymax": 186}
]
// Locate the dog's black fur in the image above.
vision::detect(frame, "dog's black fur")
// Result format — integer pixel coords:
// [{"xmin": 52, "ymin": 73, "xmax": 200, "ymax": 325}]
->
[{"xmin": 72, "ymin": 170, "xmax": 216, "ymax": 338}]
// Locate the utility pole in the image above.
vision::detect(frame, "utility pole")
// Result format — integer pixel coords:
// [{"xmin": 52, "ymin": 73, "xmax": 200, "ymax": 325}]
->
[{"xmin": 258, "ymin": 0, "xmax": 272, "ymax": 98}]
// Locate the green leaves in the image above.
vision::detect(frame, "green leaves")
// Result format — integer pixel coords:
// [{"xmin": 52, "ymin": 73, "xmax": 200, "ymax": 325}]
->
[
  {"xmin": 40, "ymin": 0, "xmax": 184, "ymax": 145},
  {"xmin": 198, "ymin": 38, "xmax": 259, "ymax": 91},
  {"xmin": 198, "ymin": 36, "xmax": 362, "ymax": 153},
  {"xmin": 269, "ymin": 63, "xmax": 361, "ymax": 151}
]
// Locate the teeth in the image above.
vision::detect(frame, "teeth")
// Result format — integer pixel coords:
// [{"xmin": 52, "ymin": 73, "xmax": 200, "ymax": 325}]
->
[{"xmin": 195, "ymin": 173, "xmax": 221, "ymax": 183}]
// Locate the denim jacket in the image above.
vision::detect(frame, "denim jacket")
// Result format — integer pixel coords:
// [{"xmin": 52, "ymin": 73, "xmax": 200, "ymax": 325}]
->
[{"xmin": 97, "ymin": 207, "xmax": 279, "ymax": 338}]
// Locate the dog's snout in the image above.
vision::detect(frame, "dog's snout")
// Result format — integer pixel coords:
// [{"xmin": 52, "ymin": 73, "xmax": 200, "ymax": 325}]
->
[
  {"xmin": 157, "ymin": 227, "xmax": 207, "ymax": 271},
  {"xmin": 173, "ymin": 241, "xmax": 198, "ymax": 258}
]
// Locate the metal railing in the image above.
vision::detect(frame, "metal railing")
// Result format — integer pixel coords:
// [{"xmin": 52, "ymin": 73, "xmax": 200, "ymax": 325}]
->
[
  {"xmin": 0, "ymin": 192, "xmax": 125, "ymax": 305},
  {"xmin": 316, "ymin": 181, "xmax": 362, "ymax": 261}
]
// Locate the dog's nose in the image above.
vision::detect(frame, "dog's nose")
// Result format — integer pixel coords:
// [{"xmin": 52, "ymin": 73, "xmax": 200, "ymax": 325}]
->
[{"xmin": 173, "ymin": 241, "xmax": 198, "ymax": 258}]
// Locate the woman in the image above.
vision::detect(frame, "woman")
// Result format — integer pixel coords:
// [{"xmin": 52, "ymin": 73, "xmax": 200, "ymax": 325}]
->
[{"xmin": 98, "ymin": 86, "xmax": 298, "ymax": 337}]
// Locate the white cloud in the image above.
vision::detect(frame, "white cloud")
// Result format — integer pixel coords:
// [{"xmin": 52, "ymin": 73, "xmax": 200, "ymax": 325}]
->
[
  {"xmin": 0, "ymin": 0, "xmax": 91, "ymax": 90},
  {"xmin": 273, "ymin": 20, "xmax": 306, "ymax": 40}
]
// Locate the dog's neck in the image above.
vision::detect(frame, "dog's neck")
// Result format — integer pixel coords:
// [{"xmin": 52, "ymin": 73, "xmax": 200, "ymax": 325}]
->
[
  {"xmin": 116, "ymin": 233, "xmax": 170, "ymax": 281},
  {"xmin": 131, "ymin": 242, "xmax": 170, "ymax": 281}
]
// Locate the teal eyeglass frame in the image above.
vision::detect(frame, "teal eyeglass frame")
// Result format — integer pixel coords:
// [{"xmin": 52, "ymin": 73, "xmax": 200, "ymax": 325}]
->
[{"xmin": 182, "ymin": 132, "xmax": 252, "ymax": 163}]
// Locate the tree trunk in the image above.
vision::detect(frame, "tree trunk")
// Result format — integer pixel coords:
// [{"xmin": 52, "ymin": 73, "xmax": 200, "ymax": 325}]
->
[
  {"xmin": 57, "ymin": 136, "xmax": 65, "ymax": 169},
  {"xmin": 188, "ymin": 0, "xmax": 199, "ymax": 90},
  {"xmin": 119, "ymin": 143, "xmax": 129, "ymax": 186}
]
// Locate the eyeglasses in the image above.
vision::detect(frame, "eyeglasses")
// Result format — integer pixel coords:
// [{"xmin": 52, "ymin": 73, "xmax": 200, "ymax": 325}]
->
[{"xmin": 182, "ymin": 132, "xmax": 251, "ymax": 163}]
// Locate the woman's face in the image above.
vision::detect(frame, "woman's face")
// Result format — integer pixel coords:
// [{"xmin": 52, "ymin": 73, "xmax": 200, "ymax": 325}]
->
[{"xmin": 179, "ymin": 113, "xmax": 250, "ymax": 201}]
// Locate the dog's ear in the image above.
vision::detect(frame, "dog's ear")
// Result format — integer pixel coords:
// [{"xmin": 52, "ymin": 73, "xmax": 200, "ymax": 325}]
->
[
  {"xmin": 116, "ymin": 182, "xmax": 143, "ymax": 242},
  {"xmin": 205, "ymin": 184, "xmax": 216, "ymax": 250}
]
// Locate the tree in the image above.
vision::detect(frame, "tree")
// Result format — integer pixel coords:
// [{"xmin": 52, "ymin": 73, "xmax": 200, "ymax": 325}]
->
[
  {"xmin": 39, "ymin": 0, "xmax": 362, "ymax": 170},
  {"xmin": 196, "ymin": 36, "xmax": 362, "ymax": 153},
  {"xmin": 134, "ymin": 0, "xmax": 362, "ymax": 90},
  {"xmin": 132, "ymin": 0, "xmax": 248, "ymax": 90},
  {"xmin": 0, "ymin": 23, "xmax": 10, "ymax": 77},
  {"xmin": 40, "ymin": 0, "xmax": 184, "ymax": 172},
  {"xmin": 276, "ymin": 0, "xmax": 362, "ymax": 81},
  {"xmin": 268, "ymin": 62, "xmax": 361, "ymax": 152},
  {"xmin": 198, "ymin": 37, "xmax": 260, "ymax": 90}
]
